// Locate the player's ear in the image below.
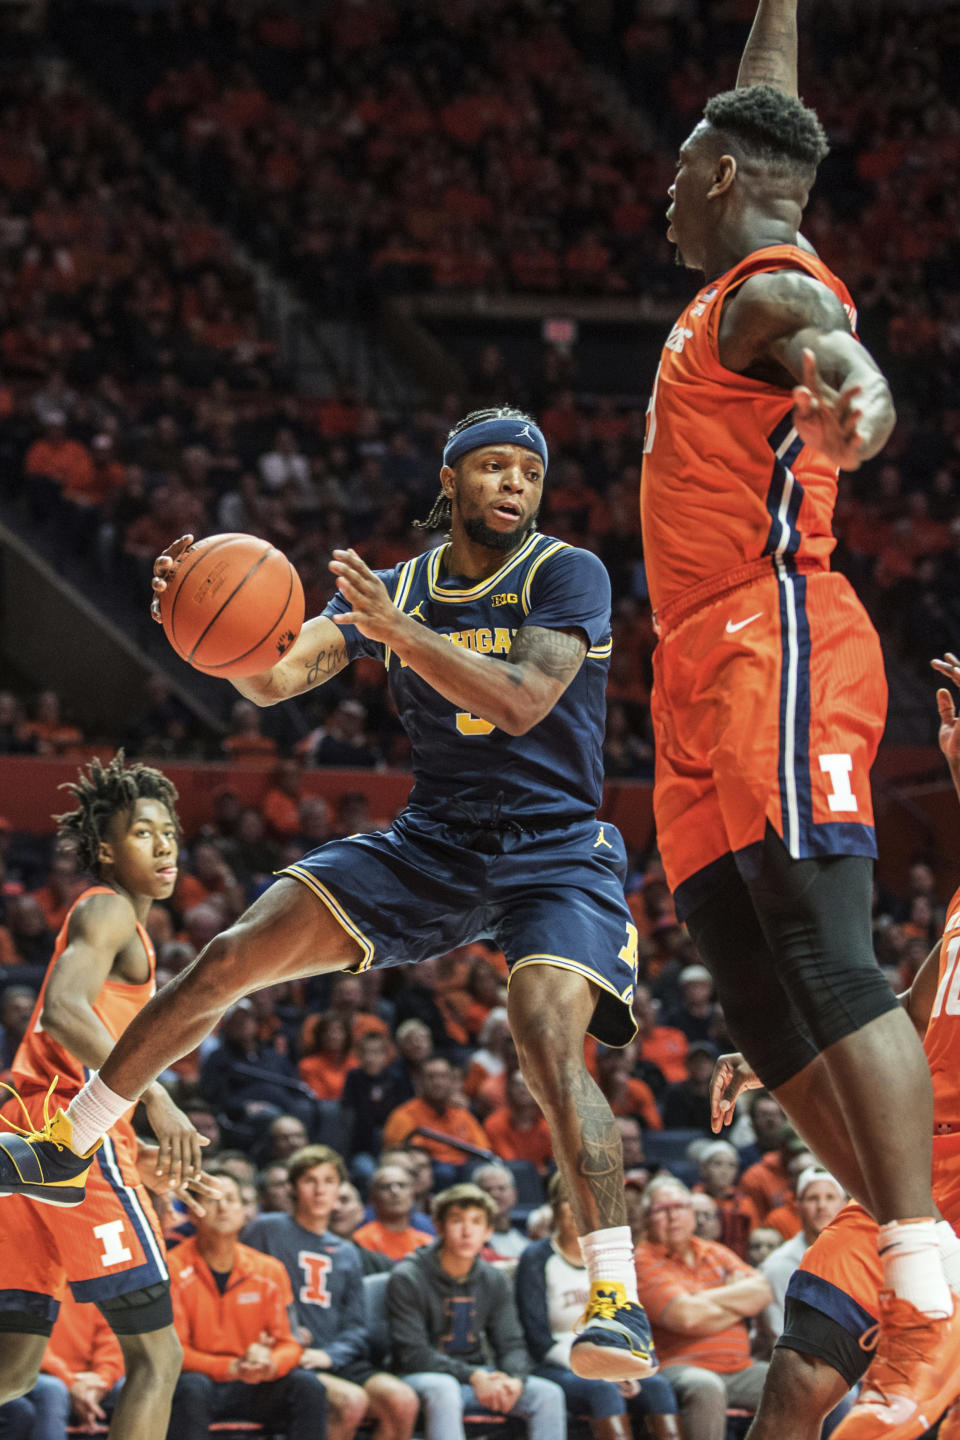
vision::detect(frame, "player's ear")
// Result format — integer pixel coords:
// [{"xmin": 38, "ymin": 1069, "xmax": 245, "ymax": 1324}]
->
[
  {"xmin": 439, "ymin": 464, "xmax": 457, "ymax": 499},
  {"xmin": 709, "ymin": 154, "xmax": 737, "ymax": 199},
  {"xmin": 97, "ymin": 837, "xmax": 114, "ymax": 869}
]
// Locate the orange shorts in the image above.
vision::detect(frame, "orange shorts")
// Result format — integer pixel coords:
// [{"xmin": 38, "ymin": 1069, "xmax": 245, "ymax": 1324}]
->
[
  {"xmin": 790, "ymin": 1135, "xmax": 960, "ymax": 1337},
  {"xmin": 0, "ymin": 1114, "xmax": 168, "ymax": 1328},
  {"xmin": 651, "ymin": 561, "xmax": 887, "ymax": 914}
]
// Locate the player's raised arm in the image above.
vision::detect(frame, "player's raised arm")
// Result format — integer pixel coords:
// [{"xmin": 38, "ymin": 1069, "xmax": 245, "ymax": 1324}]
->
[
  {"xmin": 736, "ymin": 0, "xmax": 798, "ymax": 95},
  {"xmin": 330, "ymin": 547, "xmax": 587, "ymax": 735},
  {"xmin": 720, "ymin": 271, "xmax": 896, "ymax": 469}
]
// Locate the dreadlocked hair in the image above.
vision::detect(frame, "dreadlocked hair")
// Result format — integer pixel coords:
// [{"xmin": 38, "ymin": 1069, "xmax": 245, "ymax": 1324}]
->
[
  {"xmin": 414, "ymin": 405, "xmax": 539, "ymax": 534},
  {"xmin": 55, "ymin": 751, "xmax": 180, "ymax": 876},
  {"xmin": 704, "ymin": 85, "xmax": 829, "ymax": 178}
]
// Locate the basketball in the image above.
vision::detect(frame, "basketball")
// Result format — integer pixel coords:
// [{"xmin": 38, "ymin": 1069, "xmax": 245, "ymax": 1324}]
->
[{"xmin": 157, "ymin": 533, "xmax": 305, "ymax": 678}]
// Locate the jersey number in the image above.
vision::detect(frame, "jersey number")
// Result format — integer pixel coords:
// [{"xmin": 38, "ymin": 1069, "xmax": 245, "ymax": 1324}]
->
[
  {"xmin": 456, "ymin": 712, "xmax": 495, "ymax": 736},
  {"xmin": 299, "ymin": 1251, "xmax": 332, "ymax": 1306},
  {"xmin": 618, "ymin": 922, "xmax": 639, "ymax": 976},
  {"xmin": 932, "ymin": 937, "xmax": 960, "ymax": 1019}
]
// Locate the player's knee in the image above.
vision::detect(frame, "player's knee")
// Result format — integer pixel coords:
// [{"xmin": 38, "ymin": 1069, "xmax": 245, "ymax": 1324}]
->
[
  {"xmin": 119, "ymin": 1326, "xmax": 182, "ymax": 1394},
  {"xmin": 748, "ymin": 1348, "xmax": 844, "ymax": 1438}
]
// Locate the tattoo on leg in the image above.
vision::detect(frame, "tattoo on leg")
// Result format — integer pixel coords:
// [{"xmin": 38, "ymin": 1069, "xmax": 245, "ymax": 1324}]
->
[{"xmin": 570, "ymin": 1069, "xmax": 627, "ymax": 1230}]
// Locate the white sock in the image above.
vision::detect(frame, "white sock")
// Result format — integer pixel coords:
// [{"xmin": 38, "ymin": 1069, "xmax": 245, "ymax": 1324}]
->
[
  {"xmin": 936, "ymin": 1219, "xmax": 960, "ymax": 1292},
  {"xmin": 878, "ymin": 1218, "xmax": 954, "ymax": 1319},
  {"xmin": 65, "ymin": 1073, "xmax": 134, "ymax": 1154},
  {"xmin": 579, "ymin": 1226, "xmax": 639, "ymax": 1304}
]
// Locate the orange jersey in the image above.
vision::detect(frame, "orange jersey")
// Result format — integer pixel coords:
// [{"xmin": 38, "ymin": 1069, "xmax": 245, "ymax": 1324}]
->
[
  {"xmin": 640, "ymin": 244, "xmax": 857, "ymax": 616},
  {"xmin": 13, "ymin": 885, "xmax": 155, "ymax": 1114},
  {"xmin": 924, "ymin": 885, "xmax": 960, "ymax": 1128}
]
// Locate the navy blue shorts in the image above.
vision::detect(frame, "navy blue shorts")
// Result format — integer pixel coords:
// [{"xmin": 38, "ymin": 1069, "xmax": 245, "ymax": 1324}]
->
[{"xmin": 281, "ymin": 811, "xmax": 639, "ymax": 1048}]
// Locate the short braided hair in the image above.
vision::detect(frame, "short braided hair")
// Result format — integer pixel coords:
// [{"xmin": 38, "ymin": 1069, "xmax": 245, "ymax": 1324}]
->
[
  {"xmin": 415, "ymin": 405, "xmax": 539, "ymax": 535},
  {"xmin": 55, "ymin": 751, "xmax": 180, "ymax": 876},
  {"xmin": 704, "ymin": 84, "xmax": 829, "ymax": 176}
]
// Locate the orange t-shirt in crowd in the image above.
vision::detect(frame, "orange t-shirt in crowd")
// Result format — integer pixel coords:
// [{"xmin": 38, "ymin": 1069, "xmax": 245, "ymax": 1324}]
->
[
  {"xmin": 41, "ymin": 1287, "xmax": 124, "ymax": 1391},
  {"xmin": 169, "ymin": 1236, "xmax": 302, "ymax": 1381},
  {"xmin": 766, "ymin": 1198, "xmax": 802, "ymax": 1240},
  {"xmin": 298, "ymin": 1052, "xmax": 351, "ymax": 1101},
  {"xmin": 639, "ymin": 1026, "xmax": 689, "ymax": 1085},
  {"xmin": 24, "ymin": 437, "xmax": 93, "ymax": 494},
  {"xmin": 635, "ymin": 1234, "xmax": 758, "ymax": 1372},
  {"xmin": 382, "ymin": 1097, "xmax": 489, "ymax": 1166},
  {"xmin": 352, "ymin": 1220, "xmax": 433, "ymax": 1262},
  {"xmin": 483, "ymin": 1107, "xmax": 553, "ymax": 1170},
  {"xmin": 609, "ymin": 1077, "xmax": 663, "ymax": 1131},
  {"xmin": 739, "ymin": 1152, "xmax": 792, "ymax": 1223},
  {"xmin": 262, "ymin": 787, "xmax": 300, "ymax": 839}
]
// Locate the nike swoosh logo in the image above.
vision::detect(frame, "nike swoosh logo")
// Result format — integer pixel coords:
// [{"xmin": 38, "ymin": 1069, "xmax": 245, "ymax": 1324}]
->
[{"xmin": 725, "ymin": 612, "xmax": 764, "ymax": 635}]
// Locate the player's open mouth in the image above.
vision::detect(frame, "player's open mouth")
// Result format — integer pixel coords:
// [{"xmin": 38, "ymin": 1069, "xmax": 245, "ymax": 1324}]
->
[{"xmin": 492, "ymin": 503, "xmax": 521, "ymax": 521}]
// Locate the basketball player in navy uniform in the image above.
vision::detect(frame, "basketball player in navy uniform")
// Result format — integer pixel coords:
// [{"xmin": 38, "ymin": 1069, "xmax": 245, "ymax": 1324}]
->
[{"xmin": 0, "ymin": 408, "xmax": 654, "ymax": 1381}]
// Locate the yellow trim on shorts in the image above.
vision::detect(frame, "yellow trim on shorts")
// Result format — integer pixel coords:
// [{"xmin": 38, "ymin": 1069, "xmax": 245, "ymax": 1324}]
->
[
  {"xmin": 587, "ymin": 638, "xmax": 613, "ymax": 659},
  {"xmin": 508, "ymin": 953, "xmax": 635, "ymax": 1005},
  {"xmin": 281, "ymin": 864, "xmax": 376, "ymax": 972}
]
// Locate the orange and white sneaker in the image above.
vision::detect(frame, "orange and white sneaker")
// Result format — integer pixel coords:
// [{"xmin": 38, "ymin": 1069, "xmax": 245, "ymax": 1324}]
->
[
  {"xmin": 831, "ymin": 1290, "xmax": 960, "ymax": 1440},
  {"xmin": 939, "ymin": 1400, "xmax": 960, "ymax": 1440}
]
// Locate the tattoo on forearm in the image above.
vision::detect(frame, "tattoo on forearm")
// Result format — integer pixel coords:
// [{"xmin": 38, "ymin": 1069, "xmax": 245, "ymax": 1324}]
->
[
  {"xmin": 508, "ymin": 626, "xmax": 587, "ymax": 683},
  {"xmin": 305, "ymin": 648, "xmax": 344, "ymax": 685}
]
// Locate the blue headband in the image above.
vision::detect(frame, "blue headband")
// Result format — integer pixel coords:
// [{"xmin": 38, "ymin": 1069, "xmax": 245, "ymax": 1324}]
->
[{"xmin": 443, "ymin": 417, "xmax": 548, "ymax": 475}]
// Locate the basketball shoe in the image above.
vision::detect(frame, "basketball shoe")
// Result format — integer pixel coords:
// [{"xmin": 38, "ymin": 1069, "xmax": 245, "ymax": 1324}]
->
[
  {"xmin": 831, "ymin": 1290, "xmax": 960, "ymax": 1440},
  {"xmin": 570, "ymin": 1281, "xmax": 659, "ymax": 1380},
  {"xmin": 0, "ymin": 1082, "xmax": 99, "ymax": 1207}
]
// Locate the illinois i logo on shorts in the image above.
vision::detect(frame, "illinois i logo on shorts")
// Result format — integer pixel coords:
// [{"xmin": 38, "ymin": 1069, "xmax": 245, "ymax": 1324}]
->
[{"xmin": 818, "ymin": 754, "xmax": 858, "ymax": 813}]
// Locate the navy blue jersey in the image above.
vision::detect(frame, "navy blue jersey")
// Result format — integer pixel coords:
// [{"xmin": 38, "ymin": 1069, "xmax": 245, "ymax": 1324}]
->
[{"xmin": 325, "ymin": 534, "xmax": 612, "ymax": 823}]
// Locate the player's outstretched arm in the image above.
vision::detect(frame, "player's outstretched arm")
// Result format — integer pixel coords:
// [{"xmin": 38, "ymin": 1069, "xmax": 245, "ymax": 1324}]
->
[
  {"xmin": 737, "ymin": 0, "xmax": 798, "ymax": 95},
  {"xmin": 330, "ymin": 548, "xmax": 587, "ymax": 734},
  {"xmin": 149, "ymin": 534, "xmax": 350, "ymax": 705},
  {"xmin": 720, "ymin": 270, "xmax": 896, "ymax": 469}
]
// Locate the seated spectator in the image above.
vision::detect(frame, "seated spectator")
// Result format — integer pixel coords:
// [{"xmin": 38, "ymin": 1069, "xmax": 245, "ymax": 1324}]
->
[
  {"xmin": 393, "ymin": 1017, "xmax": 434, "ymax": 1087},
  {"xmin": 7, "ymin": 896, "xmax": 54, "ymax": 975},
  {"xmin": 516, "ymin": 1172, "xmax": 680, "ymax": 1440},
  {"xmin": 387, "ymin": 1183, "xmax": 566, "ymax": 1440},
  {"xmin": 483, "ymin": 1071, "xmax": 553, "ymax": 1171},
  {"xmin": 263, "ymin": 758, "xmax": 304, "ymax": 841},
  {"xmin": 765, "ymin": 1146, "xmax": 817, "ymax": 1242},
  {"xmin": 0, "ymin": 986, "xmax": 35, "ymax": 1073},
  {"xmin": 616, "ymin": 1117, "xmax": 648, "ymax": 1179},
  {"xmin": 215, "ymin": 1151, "xmax": 258, "ymax": 1189},
  {"xmin": 747, "ymin": 1228, "xmax": 784, "ymax": 1268},
  {"xmin": 660, "ymin": 1042, "xmax": 718, "ymax": 1131},
  {"xmin": 693, "ymin": 1140, "xmax": 759, "ymax": 1261},
  {"xmin": 299, "ymin": 1011, "xmax": 353, "ymax": 1101},
  {"xmin": 259, "ymin": 1114, "xmax": 310, "ymax": 1166},
  {"xmin": 341, "ymin": 1031, "xmax": 414, "ymax": 1173},
  {"xmin": 201, "ymin": 1000, "xmax": 316, "ymax": 1134},
  {"xmin": 245, "ymin": 1144, "xmax": 419, "ymax": 1440},
  {"xmin": 19, "ymin": 690, "xmax": 85, "ymax": 759},
  {"xmin": 354, "ymin": 1163, "xmax": 434, "ymax": 1263},
  {"xmin": 740, "ymin": 1127, "xmax": 812, "ymax": 1225},
  {"xmin": 472, "ymin": 1163, "xmax": 530, "ymax": 1260},
  {"xmin": 634, "ymin": 1176, "xmax": 772, "ymax": 1440},
  {"xmin": 167, "ymin": 1168, "xmax": 328, "ymax": 1440},
  {"xmin": 174, "ymin": 840, "xmax": 244, "ymax": 921},
  {"xmin": 595, "ymin": 1043, "xmax": 663, "ymax": 1131},
  {"xmin": 220, "ymin": 806, "xmax": 285, "ymax": 893},
  {"xmin": 730, "ymin": 1090, "xmax": 787, "ymax": 1168},
  {"xmin": 39, "ymin": 1287, "xmax": 124, "ymax": 1434},
  {"xmin": 382, "ymin": 1056, "xmax": 489, "ymax": 1180},
  {"xmin": 691, "ymin": 1193, "xmax": 723, "ymax": 1242},
  {"xmin": 374, "ymin": 1149, "xmax": 436, "ymax": 1235},
  {"xmin": 258, "ymin": 1162, "xmax": 292, "ymax": 1215},
  {"xmin": 633, "ymin": 982, "xmax": 689, "ymax": 1087},
  {"xmin": 464, "ymin": 1006, "xmax": 512, "ymax": 1111},
  {"xmin": 663, "ymin": 965, "xmax": 722, "ymax": 1046},
  {"xmin": 299, "ymin": 699, "xmax": 382, "ymax": 768},
  {"xmin": 758, "ymin": 1169, "xmax": 846, "ymax": 1346},
  {"xmin": 222, "ymin": 699, "xmax": 278, "ymax": 765}
]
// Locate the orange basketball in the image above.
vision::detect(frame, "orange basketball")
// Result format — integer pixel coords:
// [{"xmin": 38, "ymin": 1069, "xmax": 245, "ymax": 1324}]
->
[{"xmin": 158, "ymin": 533, "xmax": 304, "ymax": 678}]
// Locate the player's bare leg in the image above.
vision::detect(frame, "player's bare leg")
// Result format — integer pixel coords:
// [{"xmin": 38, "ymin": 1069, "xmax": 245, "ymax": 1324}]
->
[
  {"xmin": 0, "ymin": 1333, "xmax": 46, "ymax": 1406},
  {"xmin": 745, "ymin": 1349, "xmax": 849, "ymax": 1440},
  {"xmin": 95, "ymin": 879, "xmax": 362, "ymax": 1110},
  {"xmin": 508, "ymin": 965, "xmax": 656, "ymax": 1380},
  {"xmin": 109, "ymin": 1328, "xmax": 183, "ymax": 1440}
]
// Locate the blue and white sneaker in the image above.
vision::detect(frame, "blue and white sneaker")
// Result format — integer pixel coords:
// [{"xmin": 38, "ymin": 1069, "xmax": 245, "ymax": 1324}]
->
[
  {"xmin": 0, "ymin": 1081, "xmax": 99, "ymax": 1208},
  {"xmin": 570, "ymin": 1282, "xmax": 659, "ymax": 1380}
]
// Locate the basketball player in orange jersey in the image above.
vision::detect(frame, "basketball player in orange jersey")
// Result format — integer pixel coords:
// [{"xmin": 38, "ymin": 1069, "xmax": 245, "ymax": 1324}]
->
[
  {"xmin": 0, "ymin": 755, "xmax": 211, "ymax": 1438},
  {"xmin": 640, "ymin": 0, "xmax": 960, "ymax": 1435},
  {"xmin": 707, "ymin": 661, "xmax": 960, "ymax": 1440}
]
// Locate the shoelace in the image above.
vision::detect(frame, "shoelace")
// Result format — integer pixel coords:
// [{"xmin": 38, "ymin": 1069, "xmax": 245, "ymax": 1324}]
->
[
  {"xmin": 858, "ymin": 1311, "xmax": 938, "ymax": 1398},
  {"xmin": 584, "ymin": 1289, "xmax": 622, "ymax": 1323},
  {"xmin": 0, "ymin": 1076, "xmax": 62, "ymax": 1146}
]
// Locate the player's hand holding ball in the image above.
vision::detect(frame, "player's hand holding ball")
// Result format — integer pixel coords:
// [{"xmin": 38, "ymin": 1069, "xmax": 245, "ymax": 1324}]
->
[{"xmin": 151, "ymin": 532, "xmax": 304, "ymax": 677}]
